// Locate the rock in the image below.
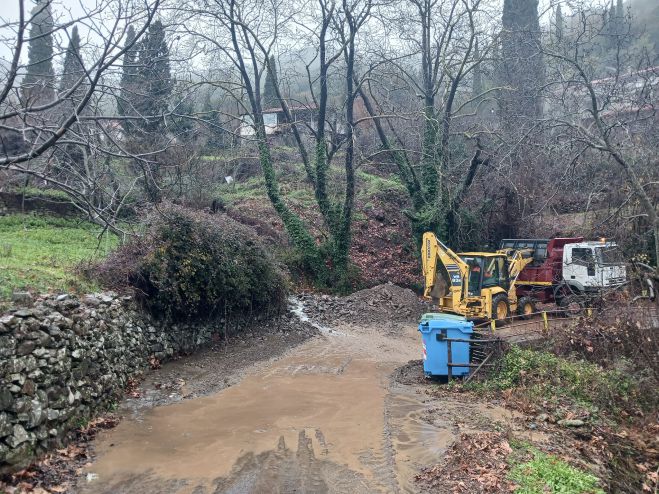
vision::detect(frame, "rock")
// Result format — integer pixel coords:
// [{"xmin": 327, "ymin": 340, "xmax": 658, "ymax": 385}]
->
[
  {"xmin": 27, "ymin": 399, "xmax": 44, "ymax": 428},
  {"xmin": 46, "ymin": 408, "xmax": 60, "ymax": 422},
  {"xmin": 56, "ymin": 294, "xmax": 70, "ymax": 302},
  {"xmin": 0, "ymin": 412, "xmax": 12, "ymax": 437},
  {"xmin": 558, "ymin": 419, "xmax": 585, "ymax": 427},
  {"xmin": 83, "ymin": 295, "xmax": 101, "ymax": 307},
  {"xmin": 536, "ymin": 413, "xmax": 549, "ymax": 422},
  {"xmin": 16, "ymin": 341, "xmax": 36, "ymax": 356},
  {"xmin": 21, "ymin": 379, "xmax": 35, "ymax": 396},
  {"xmin": 0, "ymin": 388, "xmax": 14, "ymax": 411},
  {"xmin": 7, "ymin": 424, "xmax": 30, "ymax": 447},
  {"xmin": 11, "ymin": 292, "xmax": 33, "ymax": 306},
  {"xmin": 14, "ymin": 309, "xmax": 34, "ymax": 318},
  {"xmin": 0, "ymin": 314, "xmax": 18, "ymax": 328}
]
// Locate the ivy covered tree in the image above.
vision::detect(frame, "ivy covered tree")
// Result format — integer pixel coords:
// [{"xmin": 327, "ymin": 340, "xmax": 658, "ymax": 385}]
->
[
  {"xmin": 135, "ymin": 20, "xmax": 173, "ymax": 133},
  {"xmin": 22, "ymin": 0, "xmax": 55, "ymax": 103}
]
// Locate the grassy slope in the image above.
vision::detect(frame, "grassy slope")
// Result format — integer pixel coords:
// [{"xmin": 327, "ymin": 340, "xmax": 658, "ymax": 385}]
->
[
  {"xmin": 217, "ymin": 155, "xmax": 419, "ymax": 287},
  {"xmin": 0, "ymin": 215, "xmax": 118, "ymax": 300}
]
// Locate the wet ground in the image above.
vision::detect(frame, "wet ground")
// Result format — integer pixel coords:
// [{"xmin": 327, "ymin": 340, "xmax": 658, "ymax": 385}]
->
[{"xmin": 75, "ymin": 304, "xmax": 535, "ymax": 494}]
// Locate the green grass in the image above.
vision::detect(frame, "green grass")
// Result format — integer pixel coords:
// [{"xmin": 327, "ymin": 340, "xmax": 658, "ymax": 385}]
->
[
  {"xmin": 356, "ymin": 170, "xmax": 406, "ymax": 199},
  {"xmin": 509, "ymin": 446, "xmax": 604, "ymax": 494},
  {"xmin": 465, "ymin": 346, "xmax": 637, "ymax": 418},
  {"xmin": 0, "ymin": 214, "xmax": 118, "ymax": 300},
  {"xmin": 11, "ymin": 186, "xmax": 71, "ymax": 200}
]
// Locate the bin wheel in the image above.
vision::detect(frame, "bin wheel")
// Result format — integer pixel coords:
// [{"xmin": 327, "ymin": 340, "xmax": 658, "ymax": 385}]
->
[
  {"xmin": 492, "ymin": 294, "xmax": 510, "ymax": 322},
  {"xmin": 517, "ymin": 296, "xmax": 536, "ymax": 319}
]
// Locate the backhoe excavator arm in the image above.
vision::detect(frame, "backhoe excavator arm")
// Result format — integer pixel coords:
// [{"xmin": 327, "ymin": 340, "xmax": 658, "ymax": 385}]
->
[
  {"xmin": 421, "ymin": 232, "xmax": 470, "ymax": 306},
  {"xmin": 498, "ymin": 248, "xmax": 534, "ymax": 281}
]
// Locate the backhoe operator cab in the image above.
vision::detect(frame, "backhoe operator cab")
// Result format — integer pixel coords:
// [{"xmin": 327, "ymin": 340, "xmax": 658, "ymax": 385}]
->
[{"xmin": 422, "ymin": 232, "xmax": 534, "ymax": 321}]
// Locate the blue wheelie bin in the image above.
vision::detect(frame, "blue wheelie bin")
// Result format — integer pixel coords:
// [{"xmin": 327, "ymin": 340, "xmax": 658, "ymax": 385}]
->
[{"xmin": 419, "ymin": 313, "xmax": 474, "ymax": 377}]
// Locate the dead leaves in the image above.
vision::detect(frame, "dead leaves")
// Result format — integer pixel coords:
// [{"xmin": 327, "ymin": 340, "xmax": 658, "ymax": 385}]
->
[
  {"xmin": 415, "ymin": 432, "xmax": 519, "ymax": 493},
  {"xmin": 0, "ymin": 414, "xmax": 120, "ymax": 494}
]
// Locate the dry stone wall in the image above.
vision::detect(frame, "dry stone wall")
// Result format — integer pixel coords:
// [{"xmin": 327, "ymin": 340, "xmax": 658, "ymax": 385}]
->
[{"xmin": 0, "ymin": 293, "xmax": 216, "ymax": 472}]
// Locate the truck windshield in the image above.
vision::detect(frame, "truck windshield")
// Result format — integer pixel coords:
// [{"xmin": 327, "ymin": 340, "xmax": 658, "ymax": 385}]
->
[{"xmin": 597, "ymin": 247, "xmax": 624, "ymax": 265}]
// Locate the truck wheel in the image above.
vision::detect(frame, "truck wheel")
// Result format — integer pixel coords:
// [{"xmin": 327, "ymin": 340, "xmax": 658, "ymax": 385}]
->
[
  {"xmin": 492, "ymin": 294, "xmax": 510, "ymax": 322},
  {"xmin": 517, "ymin": 296, "xmax": 536, "ymax": 319},
  {"xmin": 559, "ymin": 295, "xmax": 583, "ymax": 317}
]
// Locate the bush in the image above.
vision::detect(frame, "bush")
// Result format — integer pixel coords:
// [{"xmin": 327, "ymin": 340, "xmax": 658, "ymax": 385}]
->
[{"xmin": 91, "ymin": 204, "xmax": 288, "ymax": 322}]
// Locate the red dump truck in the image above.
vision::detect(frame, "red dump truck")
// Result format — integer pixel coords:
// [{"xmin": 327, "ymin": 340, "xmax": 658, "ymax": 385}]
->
[{"xmin": 500, "ymin": 237, "xmax": 627, "ymax": 315}]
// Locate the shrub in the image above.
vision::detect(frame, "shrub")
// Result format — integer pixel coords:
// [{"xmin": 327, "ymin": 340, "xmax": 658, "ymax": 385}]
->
[{"xmin": 92, "ymin": 204, "xmax": 287, "ymax": 322}]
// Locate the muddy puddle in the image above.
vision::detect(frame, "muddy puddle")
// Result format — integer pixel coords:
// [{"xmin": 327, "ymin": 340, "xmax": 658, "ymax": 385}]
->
[
  {"xmin": 80, "ymin": 332, "xmax": 406, "ymax": 493},
  {"xmin": 78, "ymin": 312, "xmax": 533, "ymax": 494}
]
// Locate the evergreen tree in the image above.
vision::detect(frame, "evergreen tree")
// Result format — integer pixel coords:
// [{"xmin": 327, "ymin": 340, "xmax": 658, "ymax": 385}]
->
[
  {"xmin": 471, "ymin": 39, "xmax": 483, "ymax": 114},
  {"xmin": 615, "ymin": 0, "xmax": 625, "ymax": 36},
  {"xmin": 499, "ymin": 0, "xmax": 545, "ymax": 128},
  {"xmin": 57, "ymin": 26, "xmax": 89, "ymax": 181},
  {"xmin": 262, "ymin": 55, "xmax": 278, "ymax": 110},
  {"xmin": 22, "ymin": 0, "xmax": 55, "ymax": 103},
  {"xmin": 59, "ymin": 26, "xmax": 83, "ymax": 98},
  {"xmin": 118, "ymin": 25, "xmax": 138, "ymax": 130},
  {"xmin": 555, "ymin": 4, "xmax": 565, "ymax": 43},
  {"xmin": 135, "ymin": 20, "xmax": 173, "ymax": 133}
]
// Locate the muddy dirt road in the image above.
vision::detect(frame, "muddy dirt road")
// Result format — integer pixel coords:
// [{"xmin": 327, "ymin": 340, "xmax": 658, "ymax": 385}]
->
[{"xmin": 77, "ymin": 301, "xmax": 530, "ymax": 494}]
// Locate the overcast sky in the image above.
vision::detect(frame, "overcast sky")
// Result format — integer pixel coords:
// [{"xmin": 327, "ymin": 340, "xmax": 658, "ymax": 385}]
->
[{"xmin": 0, "ymin": 0, "xmax": 101, "ymax": 64}]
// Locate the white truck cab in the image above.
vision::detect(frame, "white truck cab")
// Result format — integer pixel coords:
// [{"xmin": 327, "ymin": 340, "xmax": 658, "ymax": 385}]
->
[{"xmin": 562, "ymin": 241, "xmax": 627, "ymax": 291}]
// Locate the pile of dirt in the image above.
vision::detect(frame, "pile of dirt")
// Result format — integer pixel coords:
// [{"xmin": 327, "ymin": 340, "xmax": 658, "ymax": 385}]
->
[
  {"xmin": 415, "ymin": 432, "xmax": 517, "ymax": 493},
  {"xmin": 299, "ymin": 283, "xmax": 430, "ymax": 330}
]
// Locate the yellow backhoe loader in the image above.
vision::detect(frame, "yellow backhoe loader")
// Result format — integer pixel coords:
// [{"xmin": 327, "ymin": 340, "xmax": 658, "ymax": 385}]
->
[{"xmin": 421, "ymin": 232, "xmax": 535, "ymax": 321}]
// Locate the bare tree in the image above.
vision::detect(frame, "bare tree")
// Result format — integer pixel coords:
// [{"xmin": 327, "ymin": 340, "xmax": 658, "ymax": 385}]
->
[
  {"xmin": 542, "ymin": 5, "xmax": 659, "ymax": 274},
  {"xmin": 0, "ymin": 0, "xmax": 165, "ymax": 236},
  {"xmin": 175, "ymin": 0, "xmax": 371, "ymax": 288}
]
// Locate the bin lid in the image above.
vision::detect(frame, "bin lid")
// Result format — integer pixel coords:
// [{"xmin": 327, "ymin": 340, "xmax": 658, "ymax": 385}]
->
[
  {"xmin": 419, "ymin": 312, "xmax": 473, "ymax": 332},
  {"xmin": 420, "ymin": 312, "xmax": 467, "ymax": 323}
]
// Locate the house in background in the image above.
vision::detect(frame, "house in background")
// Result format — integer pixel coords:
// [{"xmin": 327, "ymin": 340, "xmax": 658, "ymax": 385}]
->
[{"xmin": 239, "ymin": 103, "xmax": 319, "ymax": 138}]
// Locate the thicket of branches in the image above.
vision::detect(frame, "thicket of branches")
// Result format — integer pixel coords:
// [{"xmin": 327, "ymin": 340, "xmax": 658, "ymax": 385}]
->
[{"xmin": 1, "ymin": 0, "xmax": 657, "ymax": 288}]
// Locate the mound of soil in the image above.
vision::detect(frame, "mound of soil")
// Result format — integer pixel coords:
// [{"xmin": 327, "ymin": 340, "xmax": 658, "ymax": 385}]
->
[{"xmin": 299, "ymin": 282, "xmax": 430, "ymax": 330}]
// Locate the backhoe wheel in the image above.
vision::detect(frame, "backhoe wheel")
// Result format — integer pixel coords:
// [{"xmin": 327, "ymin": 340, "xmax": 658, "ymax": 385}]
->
[
  {"xmin": 559, "ymin": 295, "xmax": 583, "ymax": 317},
  {"xmin": 517, "ymin": 296, "xmax": 536, "ymax": 319},
  {"xmin": 491, "ymin": 294, "xmax": 510, "ymax": 322}
]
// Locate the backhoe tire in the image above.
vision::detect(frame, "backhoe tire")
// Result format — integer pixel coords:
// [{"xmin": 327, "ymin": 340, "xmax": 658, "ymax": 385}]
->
[
  {"xmin": 491, "ymin": 294, "xmax": 510, "ymax": 322},
  {"xmin": 558, "ymin": 295, "xmax": 583, "ymax": 317},
  {"xmin": 517, "ymin": 296, "xmax": 536, "ymax": 319}
]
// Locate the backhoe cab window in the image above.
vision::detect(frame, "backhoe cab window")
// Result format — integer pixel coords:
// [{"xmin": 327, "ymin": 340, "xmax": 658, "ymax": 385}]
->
[
  {"xmin": 465, "ymin": 258, "xmax": 483, "ymax": 296},
  {"xmin": 483, "ymin": 257, "xmax": 505, "ymax": 288}
]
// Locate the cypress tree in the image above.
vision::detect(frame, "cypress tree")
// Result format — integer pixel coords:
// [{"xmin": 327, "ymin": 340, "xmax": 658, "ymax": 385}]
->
[
  {"xmin": 59, "ymin": 26, "xmax": 83, "ymax": 99},
  {"xmin": 471, "ymin": 39, "xmax": 483, "ymax": 114},
  {"xmin": 118, "ymin": 25, "xmax": 138, "ymax": 130},
  {"xmin": 555, "ymin": 4, "xmax": 565, "ymax": 43},
  {"xmin": 22, "ymin": 0, "xmax": 55, "ymax": 103},
  {"xmin": 135, "ymin": 20, "xmax": 173, "ymax": 133},
  {"xmin": 499, "ymin": 0, "xmax": 545, "ymax": 128},
  {"xmin": 262, "ymin": 55, "xmax": 278, "ymax": 110},
  {"xmin": 615, "ymin": 0, "xmax": 624, "ymax": 35}
]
